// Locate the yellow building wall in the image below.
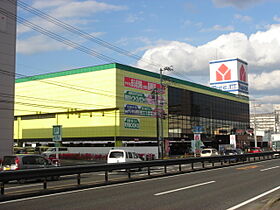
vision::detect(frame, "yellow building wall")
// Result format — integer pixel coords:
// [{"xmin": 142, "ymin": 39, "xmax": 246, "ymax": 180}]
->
[
  {"xmin": 14, "ymin": 110, "xmax": 120, "ymax": 139},
  {"xmin": 14, "ymin": 68, "xmax": 119, "ymax": 140}
]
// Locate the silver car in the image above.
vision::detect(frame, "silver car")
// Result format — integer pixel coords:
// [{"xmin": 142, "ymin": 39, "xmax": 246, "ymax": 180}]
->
[
  {"xmin": 1, "ymin": 154, "xmax": 59, "ymax": 183},
  {"xmin": 1, "ymin": 154, "xmax": 55, "ymax": 171}
]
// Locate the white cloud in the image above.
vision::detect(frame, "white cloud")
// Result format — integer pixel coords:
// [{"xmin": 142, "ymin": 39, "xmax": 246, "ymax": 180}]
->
[
  {"xmin": 126, "ymin": 14, "xmax": 142, "ymax": 23},
  {"xmin": 200, "ymin": 25, "xmax": 234, "ymax": 32},
  {"xmin": 249, "ymin": 70, "xmax": 280, "ymax": 91},
  {"xmin": 182, "ymin": 20, "xmax": 203, "ymax": 28},
  {"xmin": 17, "ymin": 35, "xmax": 66, "ymax": 54},
  {"xmin": 137, "ymin": 24, "xmax": 280, "ymax": 76},
  {"xmin": 17, "ymin": 0, "xmax": 124, "ymax": 54},
  {"xmin": 212, "ymin": 0, "xmax": 264, "ymax": 9},
  {"xmin": 32, "ymin": 0, "xmax": 72, "ymax": 9},
  {"xmin": 234, "ymin": 14, "xmax": 252, "ymax": 22},
  {"xmin": 49, "ymin": 1, "xmax": 126, "ymax": 19},
  {"xmin": 273, "ymin": 15, "xmax": 280, "ymax": 22}
]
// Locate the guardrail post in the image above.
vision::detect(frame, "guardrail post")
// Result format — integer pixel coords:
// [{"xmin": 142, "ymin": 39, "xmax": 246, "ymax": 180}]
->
[
  {"xmin": 105, "ymin": 171, "xmax": 108, "ymax": 182},
  {"xmin": 77, "ymin": 173, "xmax": 81, "ymax": 185},
  {"xmin": 164, "ymin": 165, "xmax": 167, "ymax": 173},
  {"xmin": 254, "ymin": 157, "xmax": 256, "ymax": 161},
  {"xmin": 202, "ymin": 161, "xmax": 205, "ymax": 168},
  {"xmin": 259, "ymin": 156, "xmax": 261, "ymax": 160},
  {"xmin": 179, "ymin": 164, "xmax": 182, "ymax": 172},
  {"xmin": 191, "ymin": 162, "xmax": 194, "ymax": 170},
  {"xmin": 148, "ymin": 166, "xmax": 150, "ymax": 176},
  {"xmin": 127, "ymin": 169, "xmax": 131, "ymax": 179},
  {"xmin": 0, "ymin": 182, "xmax": 4, "ymax": 195},
  {"xmin": 221, "ymin": 160, "xmax": 223, "ymax": 166},
  {"xmin": 212, "ymin": 161, "xmax": 215, "ymax": 167},
  {"xmin": 43, "ymin": 178, "xmax": 47, "ymax": 190}
]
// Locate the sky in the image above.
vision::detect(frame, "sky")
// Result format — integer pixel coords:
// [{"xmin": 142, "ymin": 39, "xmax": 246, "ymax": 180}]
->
[{"xmin": 15, "ymin": 0, "xmax": 280, "ymax": 113}]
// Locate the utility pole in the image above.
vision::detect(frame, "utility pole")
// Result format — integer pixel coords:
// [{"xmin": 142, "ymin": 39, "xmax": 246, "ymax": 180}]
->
[
  {"xmin": 152, "ymin": 88, "xmax": 160, "ymax": 159},
  {"xmin": 159, "ymin": 66, "xmax": 173, "ymax": 158},
  {"xmin": 252, "ymin": 102, "xmax": 261, "ymax": 147}
]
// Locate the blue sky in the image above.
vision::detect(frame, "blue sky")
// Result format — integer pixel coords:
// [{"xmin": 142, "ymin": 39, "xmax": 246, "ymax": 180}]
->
[{"xmin": 16, "ymin": 0, "xmax": 280, "ymax": 113}]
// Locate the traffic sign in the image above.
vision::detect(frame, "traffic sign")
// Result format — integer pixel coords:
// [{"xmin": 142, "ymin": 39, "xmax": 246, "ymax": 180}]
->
[
  {"xmin": 53, "ymin": 125, "xmax": 62, "ymax": 141},
  {"xmin": 192, "ymin": 126, "xmax": 204, "ymax": 133}
]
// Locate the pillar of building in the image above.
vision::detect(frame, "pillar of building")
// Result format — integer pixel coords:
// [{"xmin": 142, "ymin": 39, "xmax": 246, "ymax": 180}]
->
[{"xmin": 0, "ymin": 0, "xmax": 17, "ymax": 158}]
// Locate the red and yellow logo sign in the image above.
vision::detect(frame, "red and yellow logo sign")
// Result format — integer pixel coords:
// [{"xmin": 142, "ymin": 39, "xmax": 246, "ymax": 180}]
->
[{"xmin": 216, "ymin": 64, "xmax": 231, "ymax": 81}]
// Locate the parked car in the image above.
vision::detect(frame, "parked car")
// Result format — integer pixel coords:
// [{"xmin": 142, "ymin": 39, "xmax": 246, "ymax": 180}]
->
[
  {"xmin": 200, "ymin": 148, "xmax": 219, "ymax": 157},
  {"xmin": 248, "ymin": 147, "xmax": 262, "ymax": 153},
  {"xmin": 1, "ymin": 154, "xmax": 59, "ymax": 182}
]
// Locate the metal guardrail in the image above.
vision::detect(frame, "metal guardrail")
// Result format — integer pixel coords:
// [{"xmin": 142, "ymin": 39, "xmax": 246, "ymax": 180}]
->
[{"xmin": 0, "ymin": 151, "xmax": 279, "ymax": 196}]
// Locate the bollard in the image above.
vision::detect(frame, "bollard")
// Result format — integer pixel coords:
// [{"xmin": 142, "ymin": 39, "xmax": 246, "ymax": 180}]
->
[
  {"xmin": 0, "ymin": 182, "xmax": 4, "ymax": 195},
  {"xmin": 127, "ymin": 170, "xmax": 131, "ymax": 179},
  {"xmin": 77, "ymin": 173, "xmax": 81, "ymax": 185},
  {"xmin": 43, "ymin": 178, "xmax": 47, "ymax": 190}
]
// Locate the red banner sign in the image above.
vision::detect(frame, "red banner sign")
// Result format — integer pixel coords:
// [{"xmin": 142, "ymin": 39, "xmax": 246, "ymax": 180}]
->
[{"xmin": 124, "ymin": 77, "xmax": 164, "ymax": 93}]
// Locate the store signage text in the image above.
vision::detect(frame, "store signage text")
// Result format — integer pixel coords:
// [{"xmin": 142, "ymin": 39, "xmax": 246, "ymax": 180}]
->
[
  {"xmin": 124, "ymin": 90, "xmax": 165, "ymax": 105},
  {"xmin": 124, "ymin": 118, "xmax": 140, "ymax": 129},
  {"xmin": 210, "ymin": 81, "xmax": 248, "ymax": 94},
  {"xmin": 124, "ymin": 77, "xmax": 165, "ymax": 93}
]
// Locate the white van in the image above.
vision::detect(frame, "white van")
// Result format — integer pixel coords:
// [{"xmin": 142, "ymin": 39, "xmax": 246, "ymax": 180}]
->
[
  {"xmin": 107, "ymin": 149, "xmax": 142, "ymax": 164},
  {"xmin": 200, "ymin": 148, "xmax": 219, "ymax": 157}
]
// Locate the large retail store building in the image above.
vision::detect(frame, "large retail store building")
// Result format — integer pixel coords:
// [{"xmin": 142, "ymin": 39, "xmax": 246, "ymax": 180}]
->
[{"xmin": 14, "ymin": 63, "xmax": 250, "ymax": 154}]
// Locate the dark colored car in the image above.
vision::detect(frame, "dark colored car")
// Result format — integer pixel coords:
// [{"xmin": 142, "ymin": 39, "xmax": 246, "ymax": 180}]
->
[
  {"xmin": 1, "ymin": 154, "xmax": 59, "ymax": 183},
  {"xmin": 222, "ymin": 149, "xmax": 245, "ymax": 162}
]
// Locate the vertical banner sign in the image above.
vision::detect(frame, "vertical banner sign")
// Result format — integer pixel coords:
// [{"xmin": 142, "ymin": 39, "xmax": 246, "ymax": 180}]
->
[
  {"xmin": 194, "ymin": 133, "xmax": 201, "ymax": 141},
  {"xmin": 53, "ymin": 125, "xmax": 62, "ymax": 141},
  {"xmin": 230, "ymin": 135, "xmax": 236, "ymax": 149}
]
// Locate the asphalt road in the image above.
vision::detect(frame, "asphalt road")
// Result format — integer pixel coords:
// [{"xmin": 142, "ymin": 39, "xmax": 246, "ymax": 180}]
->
[{"xmin": 0, "ymin": 159, "xmax": 280, "ymax": 210}]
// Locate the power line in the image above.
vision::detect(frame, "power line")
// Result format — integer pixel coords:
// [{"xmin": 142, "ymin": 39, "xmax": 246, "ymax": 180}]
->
[
  {"xmin": 0, "ymin": 8, "xmax": 119, "ymax": 64},
  {"xmin": 9, "ymin": 0, "xmax": 161, "ymax": 69}
]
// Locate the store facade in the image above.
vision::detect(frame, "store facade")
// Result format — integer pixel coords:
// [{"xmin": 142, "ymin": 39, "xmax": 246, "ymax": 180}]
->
[{"xmin": 14, "ymin": 63, "xmax": 250, "ymax": 154}]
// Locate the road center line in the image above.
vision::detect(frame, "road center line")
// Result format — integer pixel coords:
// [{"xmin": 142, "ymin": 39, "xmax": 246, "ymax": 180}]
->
[
  {"xmin": 260, "ymin": 166, "xmax": 279, "ymax": 172},
  {"xmin": 154, "ymin": 181, "xmax": 216, "ymax": 196},
  {"xmin": 226, "ymin": 185, "xmax": 280, "ymax": 210}
]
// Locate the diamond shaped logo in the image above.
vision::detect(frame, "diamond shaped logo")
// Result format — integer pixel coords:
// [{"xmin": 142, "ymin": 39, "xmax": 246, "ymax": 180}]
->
[{"xmin": 216, "ymin": 64, "xmax": 231, "ymax": 81}]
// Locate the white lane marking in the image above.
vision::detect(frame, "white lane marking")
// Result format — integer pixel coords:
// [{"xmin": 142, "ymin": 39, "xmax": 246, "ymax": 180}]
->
[
  {"xmin": 260, "ymin": 166, "xmax": 279, "ymax": 172},
  {"xmin": 226, "ymin": 185, "xmax": 280, "ymax": 210},
  {"xmin": 0, "ymin": 159, "xmax": 278, "ymax": 205},
  {"xmin": 154, "ymin": 181, "xmax": 216, "ymax": 196}
]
